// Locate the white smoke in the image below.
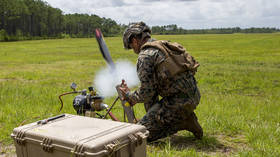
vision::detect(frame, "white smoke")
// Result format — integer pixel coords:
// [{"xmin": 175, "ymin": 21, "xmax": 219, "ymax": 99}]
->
[{"xmin": 94, "ymin": 60, "xmax": 140, "ymax": 97}]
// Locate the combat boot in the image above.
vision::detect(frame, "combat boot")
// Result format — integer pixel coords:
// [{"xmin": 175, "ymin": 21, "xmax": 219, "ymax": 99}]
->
[{"xmin": 183, "ymin": 112, "xmax": 203, "ymax": 139}]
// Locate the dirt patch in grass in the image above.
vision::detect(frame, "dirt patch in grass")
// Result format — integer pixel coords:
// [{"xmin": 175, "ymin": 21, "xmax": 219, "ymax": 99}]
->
[
  {"xmin": 0, "ymin": 79, "xmax": 9, "ymax": 82},
  {"xmin": 0, "ymin": 144, "xmax": 16, "ymax": 157},
  {"xmin": 215, "ymin": 134, "xmax": 250, "ymax": 151},
  {"xmin": 0, "ymin": 78, "xmax": 37, "ymax": 83},
  {"xmin": 149, "ymin": 133, "xmax": 250, "ymax": 156}
]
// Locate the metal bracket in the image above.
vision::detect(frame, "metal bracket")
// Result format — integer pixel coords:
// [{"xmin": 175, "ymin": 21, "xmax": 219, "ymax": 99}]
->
[
  {"xmin": 71, "ymin": 144, "xmax": 85, "ymax": 157},
  {"xmin": 15, "ymin": 131, "xmax": 25, "ymax": 145},
  {"xmin": 41, "ymin": 137, "xmax": 53, "ymax": 152}
]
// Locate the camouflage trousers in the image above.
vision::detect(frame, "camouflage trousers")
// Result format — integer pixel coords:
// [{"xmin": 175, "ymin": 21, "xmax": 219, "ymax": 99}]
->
[{"xmin": 138, "ymin": 97, "xmax": 203, "ymax": 142}]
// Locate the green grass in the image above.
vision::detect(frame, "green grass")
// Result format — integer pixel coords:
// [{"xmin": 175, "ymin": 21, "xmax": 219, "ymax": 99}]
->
[{"xmin": 0, "ymin": 33, "xmax": 280, "ymax": 156}]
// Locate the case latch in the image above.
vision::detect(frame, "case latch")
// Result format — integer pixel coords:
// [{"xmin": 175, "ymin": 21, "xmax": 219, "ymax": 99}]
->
[
  {"xmin": 128, "ymin": 132, "xmax": 148, "ymax": 157},
  {"xmin": 41, "ymin": 137, "xmax": 53, "ymax": 152},
  {"xmin": 15, "ymin": 131, "xmax": 26, "ymax": 145},
  {"xmin": 71, "ymin": 144, "xmax": 85, "ymax": 157},
  {"xmin": 105, "ymin": 140, "xmax": 121, "ymax": 157},
  {"xmin": 128, "ymin": 134, "xmax": 137, "ymax": 157},
  {"xmin": 135, "ymin": 131, "xmax": 148, "ymax": 145}
]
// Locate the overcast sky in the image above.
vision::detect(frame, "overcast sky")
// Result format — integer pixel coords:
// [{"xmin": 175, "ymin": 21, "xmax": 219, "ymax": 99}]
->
[{"xmin": 44, "ymin": 0, "xmax": 280, "ymax": 29}]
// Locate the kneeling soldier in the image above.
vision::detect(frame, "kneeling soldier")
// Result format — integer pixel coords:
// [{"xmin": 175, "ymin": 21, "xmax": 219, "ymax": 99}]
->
[{"xmin": 120, "ymin": 22, "xmax": 203, "ymax": 142}]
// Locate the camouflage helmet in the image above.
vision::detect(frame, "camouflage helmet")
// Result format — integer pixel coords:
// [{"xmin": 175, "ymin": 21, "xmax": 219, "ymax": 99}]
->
[{"xmin": 123, "ymin": 22, "xmax": 151, "ymax": 49}]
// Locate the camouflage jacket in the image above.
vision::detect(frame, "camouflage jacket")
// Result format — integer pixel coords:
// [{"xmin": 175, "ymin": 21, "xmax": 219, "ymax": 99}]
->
[{"xmin": 127, "ymin": 39, "xmax": 201, "ymax": 111}]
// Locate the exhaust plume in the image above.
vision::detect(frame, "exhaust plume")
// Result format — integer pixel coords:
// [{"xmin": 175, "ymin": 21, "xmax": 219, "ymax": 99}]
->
[{"xmin": 94, "ymin": 60, "xmax": 139, "ymax": 97}]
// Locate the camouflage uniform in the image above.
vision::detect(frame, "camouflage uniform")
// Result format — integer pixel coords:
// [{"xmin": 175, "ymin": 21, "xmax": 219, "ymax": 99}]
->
[{"xmin": 127, "ymin": 39, "xmax": 203, "ymax": 142}]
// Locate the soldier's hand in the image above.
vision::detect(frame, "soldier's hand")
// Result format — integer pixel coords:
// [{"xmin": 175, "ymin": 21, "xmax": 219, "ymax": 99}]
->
[{"xmin": 119, "ymin": 79, "xmax": 130, "ymax": 100}]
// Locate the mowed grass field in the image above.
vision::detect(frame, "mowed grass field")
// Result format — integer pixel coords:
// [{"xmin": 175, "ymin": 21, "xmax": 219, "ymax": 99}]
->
[{"xmin": 0, "ymin": 33, "xmax": 280, "ymax": 156}]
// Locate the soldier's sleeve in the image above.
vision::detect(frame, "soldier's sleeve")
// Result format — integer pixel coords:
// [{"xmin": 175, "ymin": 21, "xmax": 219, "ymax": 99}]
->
[{"xmin": 127, "ymin": 49, "xmax": 158, "ymax": 107}]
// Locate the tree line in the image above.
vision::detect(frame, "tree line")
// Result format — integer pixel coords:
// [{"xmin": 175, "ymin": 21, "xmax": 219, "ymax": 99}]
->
[
  {"xmin": 151, "ymin": 24, "xmax": 280, "ymax": 35},
  {"xmin": 0, "ymin": 0, "xmax": 124, "ymax": 41},
  {"xmin": 0, "ymin": 0, "xmax": 279, "ymax": 41}
]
